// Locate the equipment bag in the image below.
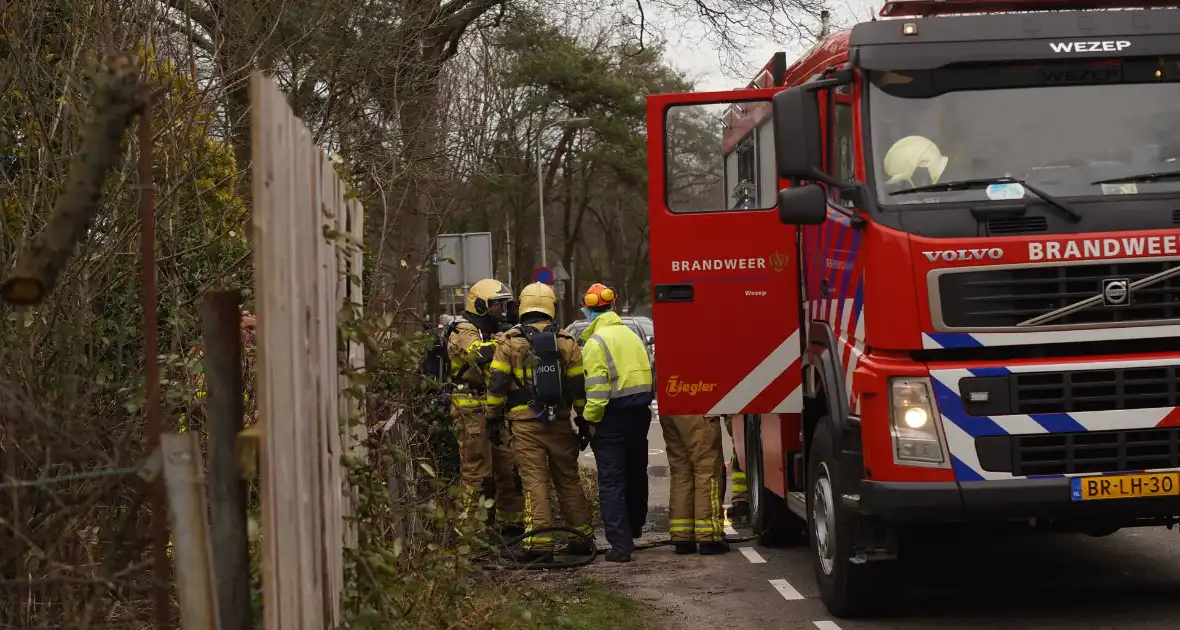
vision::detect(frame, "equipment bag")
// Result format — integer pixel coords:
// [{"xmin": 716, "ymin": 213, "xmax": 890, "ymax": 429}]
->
[{"xmin": 521, "ymin": 326, "xmax": 564, "ymax": 406}]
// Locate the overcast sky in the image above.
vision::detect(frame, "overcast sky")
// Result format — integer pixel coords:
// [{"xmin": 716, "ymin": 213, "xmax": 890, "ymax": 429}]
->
[{"xmin": 659, "ymin": 0, "xmax": 884, "ymax": 91}]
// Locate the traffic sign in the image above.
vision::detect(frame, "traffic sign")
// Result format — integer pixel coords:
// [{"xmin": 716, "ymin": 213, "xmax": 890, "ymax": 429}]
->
[{"xmin": 535, "ymin": 266, "xmax": 554, "ymax": 285}]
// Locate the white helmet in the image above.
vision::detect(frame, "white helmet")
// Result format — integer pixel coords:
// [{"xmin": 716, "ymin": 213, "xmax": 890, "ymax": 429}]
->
[{"xmin": 883, "ymin": 136, "xmax": 948, "ymax": 187}]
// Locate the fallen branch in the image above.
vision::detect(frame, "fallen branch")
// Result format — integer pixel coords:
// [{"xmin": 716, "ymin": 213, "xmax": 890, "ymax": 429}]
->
[{"xmin": 1, "ymin": 52, "xmax": 150, "ymax": 305}]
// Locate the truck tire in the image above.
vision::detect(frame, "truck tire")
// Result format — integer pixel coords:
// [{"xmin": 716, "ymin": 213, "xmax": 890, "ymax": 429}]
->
[
  {"xmin": 809, "ymin": 420, "xmax": 903, "ymax": 618},
  {"xmin": 746, "ymin": 415, "xmax": 806, "ymax": 547}
]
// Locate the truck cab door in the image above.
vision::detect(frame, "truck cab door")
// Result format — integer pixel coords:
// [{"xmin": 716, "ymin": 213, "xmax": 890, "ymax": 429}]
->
[{"xmin": 648, "ymin": 89, "xmax": 804, "ymax": 416}]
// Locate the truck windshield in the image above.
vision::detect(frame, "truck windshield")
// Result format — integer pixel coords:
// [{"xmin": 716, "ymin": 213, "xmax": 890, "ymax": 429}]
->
[{"xmin": 867, "ymin": 57, "xmax": 1180, "ymax": 206}]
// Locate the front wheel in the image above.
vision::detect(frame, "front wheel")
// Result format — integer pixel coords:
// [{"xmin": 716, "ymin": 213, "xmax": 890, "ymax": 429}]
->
[{"xmin": 809, "ymin": 420, "xmax": 903, "ymax": 618}]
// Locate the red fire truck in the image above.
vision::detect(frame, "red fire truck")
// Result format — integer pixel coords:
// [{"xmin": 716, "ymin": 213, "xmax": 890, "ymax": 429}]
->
[{"xmin": 648, "ymin": 0, "xmax": 1180, "ymax": 618}]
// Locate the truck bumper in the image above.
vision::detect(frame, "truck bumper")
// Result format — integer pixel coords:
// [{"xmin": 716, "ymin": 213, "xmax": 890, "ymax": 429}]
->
[{"xmin": 859, "ymin": 478, "xmax": 1180, "ymax": 524}]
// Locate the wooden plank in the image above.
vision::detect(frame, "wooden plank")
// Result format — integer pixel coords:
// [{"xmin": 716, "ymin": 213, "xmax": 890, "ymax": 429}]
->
[
  {"xmin": 161, "ymin": 432, "xmax": 222, "ymax": 630},
  {"xmin": 201, "ymin": 291, "xmax": 253, "ymax": 630},
  {"xmin": 250, "ymin": 71, "xmax": 361, "ymax": 630}
]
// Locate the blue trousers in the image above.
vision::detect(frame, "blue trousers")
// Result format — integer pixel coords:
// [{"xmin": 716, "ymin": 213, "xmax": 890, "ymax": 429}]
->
[{"xmin": 591, "ymin": 404, "xmax": 652, "ymax": 555}]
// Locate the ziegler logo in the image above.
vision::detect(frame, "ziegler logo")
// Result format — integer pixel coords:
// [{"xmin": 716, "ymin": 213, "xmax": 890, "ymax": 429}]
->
[
  {"xmin": 1049, "ymin": 40, "xmax": 1131, "ymax": 53},
  {"xmin": 665, "ymin": 375, "xmax": 717, "ymax": 397},
  {"xmin": 922, "ymin": 248, "xmax": 1004, "ymax": 263}
]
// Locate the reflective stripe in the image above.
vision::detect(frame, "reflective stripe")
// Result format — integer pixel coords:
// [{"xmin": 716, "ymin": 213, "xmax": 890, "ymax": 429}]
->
[
  {"xmin": 616, "ymin": 383, "xmax": 653, "ymax": 397},
  {"xmin": 567, "ymin": 365, "xmax": 585, "ymax": 376},
  {"xmin": 486, "ymin": 394, "xmax": 506, "ymax": 405},
  {"xmin": 490, "ymin": 359, "xmax": 513, "ymax": 374},
  {"xmin": 589, "ymin": 334, "xmax": 618, "ymax": 384},
  {"xmin": 452, "ymin": 397, "xmax": 483, "ymax": 408},
  {"xmin": 584, "ymin": 376, "xmax": 608, "ymax": 387},
  {"xmin": 586, "ymin": 390, "xmax": 610, "ymax": 400},
  {"xmin": 509, "ymin": 404, "xmax": 531, "ymax": 412},
  {"xmin": 513, "ymin": 368, "xmax": 525, "ymax": 379}
]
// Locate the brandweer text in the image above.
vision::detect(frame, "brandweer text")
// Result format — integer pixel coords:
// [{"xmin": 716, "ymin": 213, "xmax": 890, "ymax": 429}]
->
[{"xmin": 1029, "ymin": 236, "xmax": 1179, "ymax": 261}]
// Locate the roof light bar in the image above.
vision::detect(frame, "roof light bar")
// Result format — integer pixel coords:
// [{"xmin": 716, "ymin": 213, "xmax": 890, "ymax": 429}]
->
[{"xmin": 880, "ymin": 0, "xmax": 1179, "ymax": 18}]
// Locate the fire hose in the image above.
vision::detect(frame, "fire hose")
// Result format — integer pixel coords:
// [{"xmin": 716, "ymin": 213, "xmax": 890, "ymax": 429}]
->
[{"xmin": 472, "ymin": 525, "xmax": 761, "ymax": 570}]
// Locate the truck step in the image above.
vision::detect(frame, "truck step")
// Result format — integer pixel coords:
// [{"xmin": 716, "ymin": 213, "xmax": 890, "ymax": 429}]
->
[{"xmin": 786, "ymin": 491, "xmax": 806, "ymax": 519}]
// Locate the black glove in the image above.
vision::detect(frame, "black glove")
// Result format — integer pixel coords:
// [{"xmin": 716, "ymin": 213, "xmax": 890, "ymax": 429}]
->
[
  {"xmin": 487, "ymin": 415, "xmax": 504, "ymax": 447},
  {"xmin": 476, "ymin": 344, "xmax": 495, "ymax": 366},
  {"xmin": 576, "ymin": 417, "xmax": 591, "ymax": 451}
]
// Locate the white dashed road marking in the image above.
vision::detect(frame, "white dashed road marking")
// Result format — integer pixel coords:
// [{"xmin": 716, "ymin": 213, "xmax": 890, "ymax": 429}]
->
[
  {"xmin": 738, "ymin": 547, "xmax": 766, "ymax": 564},
  {"xmin": 812, "ymin": 622, "xmax": 841, "ymax": 630},
  {"xmin": 769, "ymin": 578, "xmax": 805, "ymax": 601}
]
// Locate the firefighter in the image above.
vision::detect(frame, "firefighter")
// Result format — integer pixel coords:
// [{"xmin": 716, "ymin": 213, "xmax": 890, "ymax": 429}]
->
[
  {"xmin": 448, "ymin": 278, "xmax": 525, "ymax": 535},
  {"xmin": 723, "ymin": 415, "xmax": 750, "ymax": 526},
  {"xmin": 579, "ymin": 283, "xmax": 654, "ymax": 562},
  {"xmin": 486, "ymin": 282, "xmax": 595, "ymax": 562},
  {"xmin": 661, "ymin": 412, "xmax": 728, "ymax": 555}
]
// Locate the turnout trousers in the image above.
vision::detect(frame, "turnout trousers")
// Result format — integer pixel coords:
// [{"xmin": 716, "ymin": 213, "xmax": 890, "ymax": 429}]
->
[
  {"xmin": 590, "ymin": 404, "xmax": 652, "ymax": 556},
  {"xmin": 508, "ymin": 418, "xmax": 593, "ymax": 550},
  {"xmin": 454, "ymin": 405, "xmax": 524, "ymax": 528},
  {"xmin": 723, "ymin": 416, "xmax": 748, "ymax": 505},
  {"xmin": 660, "ymin": 414, "xmax": 725, "ymax": 542}
]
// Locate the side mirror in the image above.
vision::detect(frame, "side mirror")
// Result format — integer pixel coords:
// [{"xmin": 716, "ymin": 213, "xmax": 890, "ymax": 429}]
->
[
  {"xmin": 778, "ymin": 184, "xmax": 827, "ymax": 225},
  {"xmin": 773, "ymin": 86, "xmax": 823, "ymax": 181}
]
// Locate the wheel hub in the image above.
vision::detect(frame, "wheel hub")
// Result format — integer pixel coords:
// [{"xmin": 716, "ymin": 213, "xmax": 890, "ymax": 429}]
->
[{"xmin": 813, "ymin": 462, "xmax": 836, "ymax": 576}]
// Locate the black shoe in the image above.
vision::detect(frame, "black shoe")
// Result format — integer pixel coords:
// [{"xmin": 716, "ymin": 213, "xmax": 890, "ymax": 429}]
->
[
  {"xmin": 727, "ymin": 502, "xmax": 750, "ymax": 527},
  {"xmin": 518, "ymin": 549, "xmax": 555, "ymax": 564},
  {"xmin": 604, "ymin": 550, "xmax": 633, "ymax": 563},
  {"xmin": 673, "ymin": 542, "xmax": 698, "ymax": 555},
  {"xmin": 698, "ymin": 541, "xmax": 730, "ymax": 555},
  {"xmin": 565, "ymin": 537, "xmax": 597, "ymax": 556}
]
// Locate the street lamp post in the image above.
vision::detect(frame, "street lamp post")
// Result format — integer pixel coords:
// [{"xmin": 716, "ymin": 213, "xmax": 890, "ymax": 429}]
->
[{"xmin": 536, "ymin": 117, "xmax": 589, "ymax": 270}]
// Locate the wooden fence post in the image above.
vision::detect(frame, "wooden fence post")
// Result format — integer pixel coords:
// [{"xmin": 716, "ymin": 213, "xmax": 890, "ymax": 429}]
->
[
  {"xmin": 162, "ymin": 432, "xmax": 221, "ymax": 630},
  {"xmin": 202, "ymin": 290, "xmax": 253, "ymax": 630}
]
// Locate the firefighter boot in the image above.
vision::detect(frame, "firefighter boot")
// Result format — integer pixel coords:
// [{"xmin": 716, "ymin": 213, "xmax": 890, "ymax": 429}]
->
[
  {"xmin": 674, "ymin": 541, "xmax": 698, "ymax": 555},
  {"xmin": 565, "ymin": 535, "xmax": 597, "ymax": 556},
  {"xmin": 698, "ymin": 540, "xmax": 730, "ymax": 555},
  {"xmin": 727, "ymin": 501, "xmax": 750, "ymax": 527}
]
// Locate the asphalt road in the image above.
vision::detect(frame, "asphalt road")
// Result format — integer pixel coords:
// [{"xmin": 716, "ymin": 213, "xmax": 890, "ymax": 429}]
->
[{"xmin": 582, "ymin": 403, "xmax": 1180, "ymax": 629}]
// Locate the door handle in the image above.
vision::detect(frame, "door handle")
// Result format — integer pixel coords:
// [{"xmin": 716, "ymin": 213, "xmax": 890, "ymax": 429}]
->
[{"xmin": 654, "ymin": 284, "xmax": 694, "ymax": 303}]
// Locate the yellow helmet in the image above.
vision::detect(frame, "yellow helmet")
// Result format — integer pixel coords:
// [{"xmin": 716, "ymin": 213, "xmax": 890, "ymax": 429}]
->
[
  {"xmin": 883, "ymin": 135, "xmax": 947, "ymax": 187},
  {"xmin": 519, "ymin": 282, "xmax": 557, "ymax": 319},
  {"xmin": 465, "ymin": 278, "xmax": 514, "ymax": 316}
]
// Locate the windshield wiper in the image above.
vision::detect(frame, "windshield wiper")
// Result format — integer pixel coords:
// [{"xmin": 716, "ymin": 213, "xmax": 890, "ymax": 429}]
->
[
  {"xmin": 890, "ymin": 176, "xmax": 1082, "ymax": 222},
  {"xmin": 1092, "ymin": 169, "xmax": 1180, "ymax": 186}
]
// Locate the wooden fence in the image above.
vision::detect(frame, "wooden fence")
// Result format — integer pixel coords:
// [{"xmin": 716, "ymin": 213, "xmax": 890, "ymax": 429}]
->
[{"xmin": 250, "ymin": 71, "xmax": 365, "ymax": 630}]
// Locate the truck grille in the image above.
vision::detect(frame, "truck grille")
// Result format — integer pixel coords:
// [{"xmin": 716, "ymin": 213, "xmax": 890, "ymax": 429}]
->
[
  {"xmin": 975, "ymin": 428, "xmax": 1180, "ymax": 476},
  {"xmin": 1007, "ymin": 428, "xmax": 1180, "ymax": 476},
  {"xmin": 936, "ymin": 260, "xmax": 1180, "ymax": 329},
  {"xmin": 1013, "ymin": 365, "xmax": 1180, "ymax": 414},
  {"xmin": 958, "ymin": 365, "xmax": 1180, "ymax": 416}
]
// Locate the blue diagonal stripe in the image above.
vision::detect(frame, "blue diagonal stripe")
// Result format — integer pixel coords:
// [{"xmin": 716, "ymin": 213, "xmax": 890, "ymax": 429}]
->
[
  {"xmin": 927, "ymin": 333, "xmax": 983, "ymax": 349},
  {"xmin": 953, "ymin": 456, "xmax": 985, "ymax": 482},
  {"xmin": 1029, "ymin": 413, "xmax": 1088, "ymax": 433},
  {"xmin": 931, "ymin": 376, "xmax": 1007, "ymax": 437}
]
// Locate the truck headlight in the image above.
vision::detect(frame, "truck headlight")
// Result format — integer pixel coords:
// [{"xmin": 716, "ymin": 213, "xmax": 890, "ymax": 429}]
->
[{"xmin": 889, "ymin": 377, "xmax": 949, "ymax": 467}]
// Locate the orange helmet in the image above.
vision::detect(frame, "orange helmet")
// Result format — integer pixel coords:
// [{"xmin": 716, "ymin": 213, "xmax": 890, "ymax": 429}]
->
[{"xmin": 582, "ymin": 283, "xmax": 617, "ymax": 309}]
